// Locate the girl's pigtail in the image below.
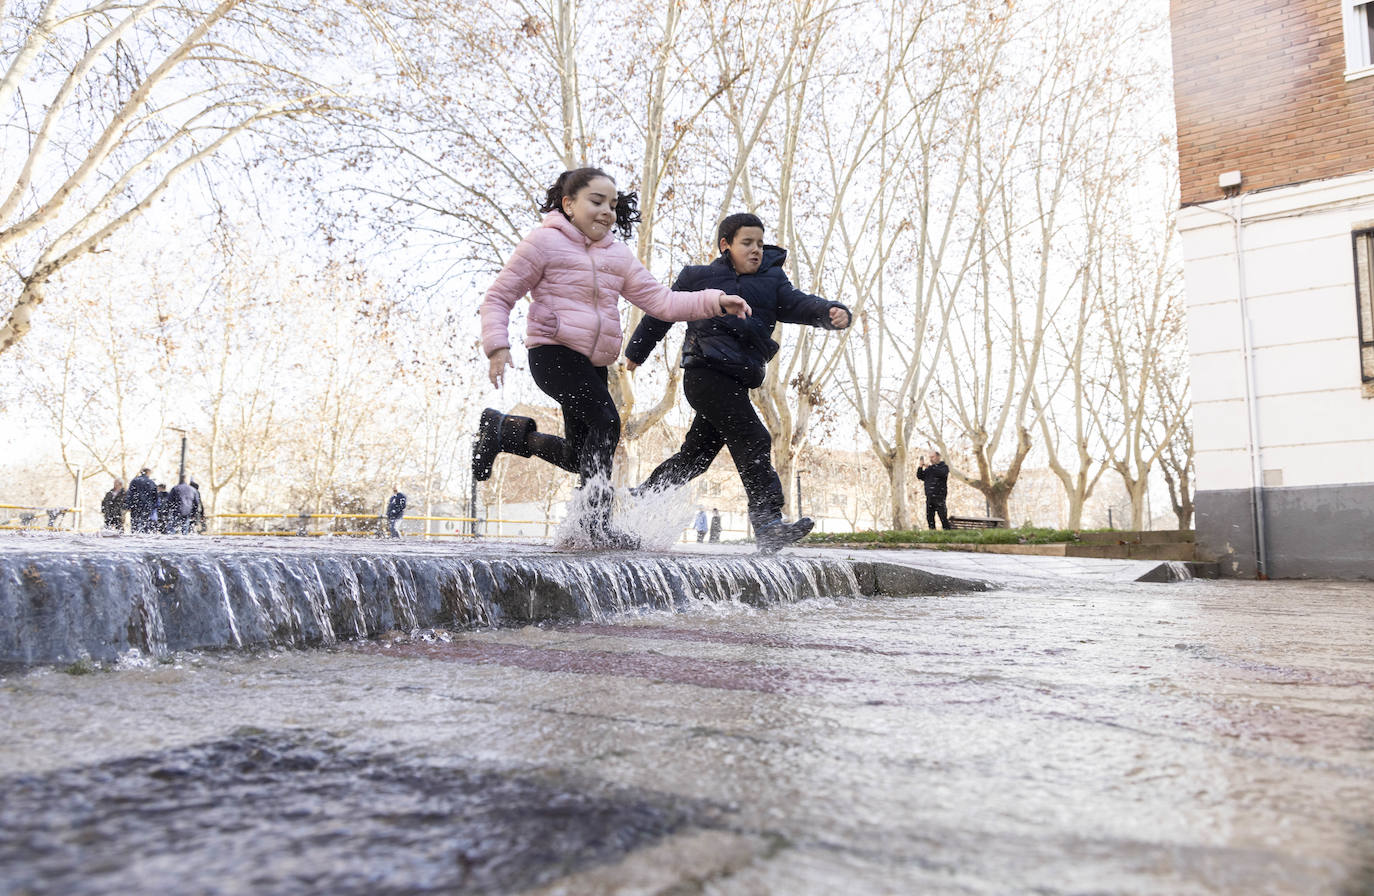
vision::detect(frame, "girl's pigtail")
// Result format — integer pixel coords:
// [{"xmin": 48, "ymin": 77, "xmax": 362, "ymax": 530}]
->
[
  {"xmin": 614, "ymin": 190, "xmax": 642, "ymax": 240},
  {"xmin": 538, "ymin": 171, "xmax": 571, "ymax": 215}
]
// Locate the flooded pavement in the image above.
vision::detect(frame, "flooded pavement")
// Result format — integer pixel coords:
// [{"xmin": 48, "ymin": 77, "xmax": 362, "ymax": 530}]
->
[{"xmin": 1, "ymin": 548, "xmax": 1372, "ymax": 894}]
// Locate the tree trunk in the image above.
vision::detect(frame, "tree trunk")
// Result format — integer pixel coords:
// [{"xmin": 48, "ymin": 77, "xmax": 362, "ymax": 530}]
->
[
  {"xmin": 887, "ymin": 442, "xmax": 909, "ymax": 530},
  {"xmin": 1127, "ymin": 476, "xmax": 1149, "ymax": 530},
  {"xmin": 0, "ymin": 279, "xmax": 42, "ymax": 356},
  {"xmin": 1064, "ymin": 491, "xmax": 1085, "ymax": 530},
  {"xmin": 984, "ymin": 483, "xmax": 1012, "ymax": 525}
]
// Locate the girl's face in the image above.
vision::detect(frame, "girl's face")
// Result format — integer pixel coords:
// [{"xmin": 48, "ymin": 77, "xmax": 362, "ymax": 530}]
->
[{"xmin": 561, "ymin": 176, "xmax": 618, "ymax": 241}]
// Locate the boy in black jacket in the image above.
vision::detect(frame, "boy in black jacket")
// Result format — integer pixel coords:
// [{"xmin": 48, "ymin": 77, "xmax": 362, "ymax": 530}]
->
[{"xmin": 625, "ymin": 213, "xmax": 851, "ymax": 552}]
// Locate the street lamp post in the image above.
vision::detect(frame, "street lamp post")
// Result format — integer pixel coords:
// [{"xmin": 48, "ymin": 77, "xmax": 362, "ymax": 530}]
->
[
  {"xmin": 72, "ymin": 465, "xmax": 82, "ymax": 531},
  {"xmin": 168, "ymin": 427, "xmax": 188, "ymax": 482}
]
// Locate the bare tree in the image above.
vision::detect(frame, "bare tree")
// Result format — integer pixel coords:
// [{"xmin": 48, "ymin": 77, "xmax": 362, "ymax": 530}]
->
[
  {"xmin": 838, "ymin": 0, "xmax": 1014, "ymax": 528},
  {"xmin": 0, "ymin": 0, "xmax": 386, "ymax": 356},
  {"xmin": 615, "ymin": 0, "xmax": 829, "ymax": 463},
  {"xmin": 929, "ymin": 2, "xmax": 1146, "ymax": 524},
  {"xmin": 9, "ymin": 241, "xmax": 182, "ymax": 497},
  {"xmin": 1154, "ymin": 387, "xmax": 1194, "ymax": 530},
  {"xmin": 1021, "ymin": 18, "xmax": 1151, "ymax": 529},
  {"xmin": 1097, "ymin": 199, "xmax": 1189, "ymax": 530},
  {"xmin": 179, "ymin": 221, "xmax": 297, "ymax": 525},
  {"xmin": 389, "ymin": 306, "xmax": 484, "ymax": 528},
  {"xmin": 748, "ymin": 0, "xmax": 887, "ymax": 517}
]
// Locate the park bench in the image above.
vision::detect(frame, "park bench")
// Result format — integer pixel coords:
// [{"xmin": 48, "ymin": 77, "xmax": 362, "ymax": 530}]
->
[{"xmin": 947, "ymin": 515, "xmax": 1006, "ymax": 529}]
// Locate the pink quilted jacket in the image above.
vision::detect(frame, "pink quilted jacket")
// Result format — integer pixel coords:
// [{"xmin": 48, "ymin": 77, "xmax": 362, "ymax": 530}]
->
[{"xmin": 481, "ymin": 212, "xmax": 726, "ymax": 367}]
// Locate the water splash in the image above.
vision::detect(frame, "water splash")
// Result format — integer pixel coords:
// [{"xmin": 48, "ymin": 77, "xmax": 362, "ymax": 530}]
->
[
  {"xmin": 552, "ymin": 478, "xmax": 693, "ymax": 551},
  {"xmin": 618, "ymin": 482, "xmax": 698, "ymax": 550}
]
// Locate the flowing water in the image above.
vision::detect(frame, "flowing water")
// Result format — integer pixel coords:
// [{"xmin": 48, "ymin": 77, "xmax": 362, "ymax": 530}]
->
[
  {"xmin": 1, "ymin": 540, "xmax": 1372, "ymax": 894},
  {"xmin": 0, "ymin": 534, "xmax": 874, "ymax": 666}
]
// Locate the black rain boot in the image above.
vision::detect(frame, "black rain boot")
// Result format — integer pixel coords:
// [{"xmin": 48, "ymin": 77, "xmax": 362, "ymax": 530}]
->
[
  {"xmin": 471, "ymin": 409, "xmax": 536, "ymax": 481},
  {"xmin": 755, "ymin": 516, "xmax": 814, "ymax": 555}
]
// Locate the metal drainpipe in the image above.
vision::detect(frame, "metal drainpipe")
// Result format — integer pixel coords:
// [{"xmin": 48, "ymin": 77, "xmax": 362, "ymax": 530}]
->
[
  {"xmin": 1228, "ymin": 193, "xmax": 1270, "ymax": 579},
  {"xmin": 1190, "ymin": 195, "xmax": 1270, "ymax": 578}
]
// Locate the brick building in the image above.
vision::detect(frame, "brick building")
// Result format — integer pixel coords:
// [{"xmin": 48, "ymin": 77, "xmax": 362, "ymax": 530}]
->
[{"xmin": 1171, "ymin": 0, "xmax": 1374, "ymax": 576}]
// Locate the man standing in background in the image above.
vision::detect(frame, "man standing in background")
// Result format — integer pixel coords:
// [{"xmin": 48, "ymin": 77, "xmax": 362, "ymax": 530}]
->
[
  {"xmin": 386, "ymin": 491, "xmax": 407, "ymax": 538},
  {"xmin": 101, "ymin": 479, "xmax": 126, "ymax": 531},
  {"xmin": 127, "ymin": 469, "xmax": 158, "ymax": 534},
  {"xmin": 169, "ymin": 478, "xmax": 198, "ymax": 535},
  {"xmin": 916, "ymin": 451, "xmax": 950, "ymax": 530}
]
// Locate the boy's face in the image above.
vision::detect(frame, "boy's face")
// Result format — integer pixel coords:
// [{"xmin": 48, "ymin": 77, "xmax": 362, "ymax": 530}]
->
[{"xmin": 720, "ymin": 226, "xmax": 765, "ymax": 274}]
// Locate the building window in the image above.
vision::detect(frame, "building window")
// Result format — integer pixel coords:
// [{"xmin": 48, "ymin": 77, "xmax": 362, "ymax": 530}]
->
[
  {"xmin": 1344, "ymin": 0, "xmax": 1374, "ymax": 76},
  {"xmin": 1355, "ymin": 229, "xmax": 1374, "ymax": 384}
]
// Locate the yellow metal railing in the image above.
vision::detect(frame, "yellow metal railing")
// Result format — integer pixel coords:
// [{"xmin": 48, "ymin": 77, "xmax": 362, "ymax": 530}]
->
[
  {"xmin": 209, "ymin": 512, "xmax": 554, "ymax": 539},
  {"xmin": 0, "ymin": 503, "xmax": 79, "ymax": 531},
  {"xmin": 210, "ymin": 512, "xmax": 465, "ymax": 537},
  {"xmin": 2, "ymin": 505, "xmax": 743, "ymax": 541}
]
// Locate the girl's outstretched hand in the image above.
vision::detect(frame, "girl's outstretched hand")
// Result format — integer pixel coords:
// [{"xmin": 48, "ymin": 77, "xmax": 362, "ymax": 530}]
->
[
  {"xmin": 721, "ymin": 294, "xmax": 751, "ymax": 319},
  {"xmin": 830, "ymin": 306, "xmax": 851, "ymax": 329},
  {"xmin": 488, "ymin": 348, "xmax": 514, "ymax": 388}
]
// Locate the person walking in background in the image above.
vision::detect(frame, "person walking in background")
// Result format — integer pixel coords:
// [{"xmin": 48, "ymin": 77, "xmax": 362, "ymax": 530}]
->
[
  {"xmin": 189, "ymin": 480, "xmax": 206, "ymax": 534},
  {"xmin": 386, "ymin": 491, "xmax": 407, "ymax": 538},
  {"xmin": 126, "ymin": 469, "xmax": 157, "ymax": 534},
  {"xmin": 156, "ymin": 483, "xmax": 172, "ymax": 533},
  {"xmin": 101, "ymin": 479, "xmax": 126, "ymax": 531},
  {"xmin": 168, "ymin": 478, "xmax": 197, "ymax": 535},
  {"xmin": 625, "ymin": 212, "xmax": 851, "ymax": 553},
  {"xmin": 471, "ymin": 167, "xmax": 751, "ymax": 550},
  {"xmin": 709, "ymin": 508, "xmax": 722, "ymax": 543},
  {"xmin": 693, "ymin": 507, "xmax": 708, "ymax": 542},
  {"xmin": 917, "ymin": 451, "xmax": 950, "ymax": 530}
]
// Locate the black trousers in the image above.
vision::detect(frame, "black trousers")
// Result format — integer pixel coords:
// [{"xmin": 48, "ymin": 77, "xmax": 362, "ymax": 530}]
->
[
  {"xmin": 926, "ymin": 498, "xmax": 949, "ymax": 530},
  {"xmin": 526, "ymin": 344, "xmax": 619, "ymax": 488},
  {"xmin": 639, "ymin": 367, "xmax": 784, "ymax": 528}
]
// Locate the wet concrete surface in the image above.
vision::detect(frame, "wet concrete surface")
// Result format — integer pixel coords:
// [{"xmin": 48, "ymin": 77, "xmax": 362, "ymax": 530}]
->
[{"xmin": 2, "ymin": 545, "xmax": 1373, "ymax": 894}]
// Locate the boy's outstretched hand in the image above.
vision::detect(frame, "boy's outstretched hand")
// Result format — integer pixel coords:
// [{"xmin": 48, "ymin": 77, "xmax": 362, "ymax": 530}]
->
[
  {"xmin": 830, "ymin": 307, "xmax": 851, "ymax": 329},
  {"xmin": 721, "ymin": 294, "xmax": 751, "ymax": 319}
]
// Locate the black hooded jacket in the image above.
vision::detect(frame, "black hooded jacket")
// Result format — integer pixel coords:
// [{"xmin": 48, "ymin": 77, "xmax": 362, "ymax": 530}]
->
[
  {"xmin": 127, "ymin": 473, "xmax": 158, "ymax": 517},
  {"xmin": 625, "ymin": 246, "xmax": 849, "ymax": 388},
  {"xmin": 917, "ymin": 461, "xmax": 949, "ymax": 499}
]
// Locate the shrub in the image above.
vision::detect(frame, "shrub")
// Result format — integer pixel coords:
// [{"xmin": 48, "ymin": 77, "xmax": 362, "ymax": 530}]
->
[{"xmin": 804, "ymin": 526, "xmax": 1094, "ymax": 546}]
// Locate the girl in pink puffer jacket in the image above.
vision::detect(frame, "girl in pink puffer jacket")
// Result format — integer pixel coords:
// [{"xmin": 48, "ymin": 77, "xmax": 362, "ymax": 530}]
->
[{"xmin": 474, "ymin": 167, "xmax": 750, "ymax": 549}]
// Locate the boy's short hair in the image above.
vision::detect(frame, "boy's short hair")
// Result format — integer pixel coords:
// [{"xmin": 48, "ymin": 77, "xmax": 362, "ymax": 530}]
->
[{"xmin": 717, "ymin": 213, "xmax": 765, "ymax": 246}]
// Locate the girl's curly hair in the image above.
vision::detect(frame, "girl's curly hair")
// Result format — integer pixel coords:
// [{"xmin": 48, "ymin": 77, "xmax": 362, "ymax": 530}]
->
[{"xmin": 539, "ymin": 167, "xmax": 642, "ymax": 240}]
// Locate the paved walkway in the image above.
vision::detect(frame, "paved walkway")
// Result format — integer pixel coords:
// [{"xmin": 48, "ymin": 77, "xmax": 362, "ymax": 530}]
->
[{"xmin": 680, "ymin": 540, "xmax": 1180, "ymax": 585}]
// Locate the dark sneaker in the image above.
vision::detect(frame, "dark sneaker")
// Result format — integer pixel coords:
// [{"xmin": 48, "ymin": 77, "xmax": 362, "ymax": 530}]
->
[
  {"xmin": 756, "ymin": 517, "xmax": 814, "ymax": 554},
  {"xmin": 471, "ymin": 408, "xmax": 503, "ymax": 481}
]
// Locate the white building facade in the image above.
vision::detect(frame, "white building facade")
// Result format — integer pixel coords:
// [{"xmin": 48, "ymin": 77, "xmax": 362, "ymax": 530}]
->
[
  {"xmin": 1171, "ymin": 0, "xmax": 1374, "ymax": 577},
  {"xmin": 1179, "ymin": 172, "xmax": 1374, "ymax": 576}
]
